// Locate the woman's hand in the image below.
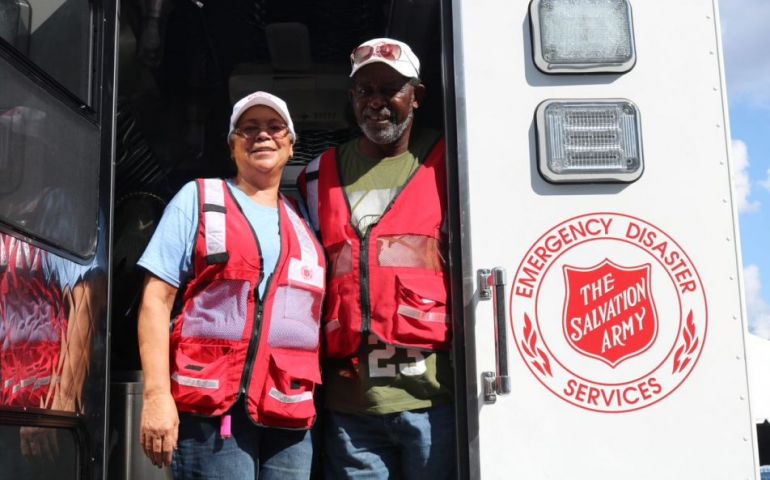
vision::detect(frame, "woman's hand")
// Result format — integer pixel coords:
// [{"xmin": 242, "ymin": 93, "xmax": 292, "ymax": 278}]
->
[
  {"xmin": 137, "ymin": 274, "xmax": 179, "ymax": 468},
  {"xmin": 140, "ymin": 390, "xmax": 179, "ymax": 467}
]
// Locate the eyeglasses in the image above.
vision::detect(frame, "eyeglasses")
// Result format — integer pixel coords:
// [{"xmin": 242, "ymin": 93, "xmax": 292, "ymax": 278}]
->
[
  {"xmin": 233, "ymin": 123, "xmax": 290, "ymax": 141},
  {"xmin": 350, "ymin": 42, "xmax": 418, "ymax": 73},
  {"xmin": 351, "ymin": 79, "xmax": 414, "ymax": 100}
]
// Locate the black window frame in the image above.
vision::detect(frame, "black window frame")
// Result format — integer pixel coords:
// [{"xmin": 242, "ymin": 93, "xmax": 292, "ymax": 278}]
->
[{"xmin": 0, "ymin": 0, "xmax": 97, "ymax": 111}]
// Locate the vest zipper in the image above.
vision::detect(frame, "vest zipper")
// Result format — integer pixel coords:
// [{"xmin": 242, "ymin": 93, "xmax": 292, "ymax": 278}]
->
[
  {"xmin": 236, "ymin": 199, "xmax": 282, "ymax": 399},
  {"xmin": 240, "ymin": 286, "xmax": 264, "ymax": 395},
  {"xmin": 224, "ymin": 183, "xmax": 281, "ymax": 398},
  {"xmin": 360, "ymin": 231, "xmax": 372, "ymax": 337}
]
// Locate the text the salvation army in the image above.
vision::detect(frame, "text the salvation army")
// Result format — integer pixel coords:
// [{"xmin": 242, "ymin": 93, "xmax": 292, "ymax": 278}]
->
[{"xmin": 568, "ymin": 272, "xmax": 649, "ymax": 354}]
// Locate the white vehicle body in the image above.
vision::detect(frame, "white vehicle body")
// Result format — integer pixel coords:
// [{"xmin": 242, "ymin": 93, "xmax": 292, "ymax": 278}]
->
[
  {"xmin": 450, "ymin": 0, "xmax": 758, "ymax": 478},
  {"xmin": 0, "ymin": 0, "xmax": 759, "ymax": 478}
]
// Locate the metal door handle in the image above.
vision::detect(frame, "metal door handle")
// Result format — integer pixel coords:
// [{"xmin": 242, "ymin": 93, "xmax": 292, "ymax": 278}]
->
[{"xmin": 478, "ymin": 267, "xmax": 511, "ymax": 403}]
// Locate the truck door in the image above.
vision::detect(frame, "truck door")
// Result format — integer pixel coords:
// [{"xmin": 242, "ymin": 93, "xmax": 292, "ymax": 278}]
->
[
  {"xmin": 448, "ymin": 0, "xmax": 758, "ymax": 478},
  {"xmin": 0, "ymin": 1, "xmax": 117, "ymax": 478}
]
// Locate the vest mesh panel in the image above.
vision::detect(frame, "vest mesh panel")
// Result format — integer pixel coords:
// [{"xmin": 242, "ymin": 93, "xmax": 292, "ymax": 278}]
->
[
  {"xmin": 267, "ymin": 286, "xmax": 321, "ymax": 350},
  {"xmin": 181, "ymin": 279, "xmax": 250, "ymax": 340},
  {"xmin": 377, "ymin": 234, "xmax": 445, "ymax": 271}
]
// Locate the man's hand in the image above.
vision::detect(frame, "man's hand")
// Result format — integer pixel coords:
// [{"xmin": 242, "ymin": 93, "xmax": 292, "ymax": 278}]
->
[{"xmin": 140, "ymin": 391, "xmax": 179, "ymax": 468}]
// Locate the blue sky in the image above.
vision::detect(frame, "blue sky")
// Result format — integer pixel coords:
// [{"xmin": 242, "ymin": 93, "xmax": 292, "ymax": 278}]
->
[{"xmin": 720, "ymin": 0, "xmax": 770, "ymax": 339}]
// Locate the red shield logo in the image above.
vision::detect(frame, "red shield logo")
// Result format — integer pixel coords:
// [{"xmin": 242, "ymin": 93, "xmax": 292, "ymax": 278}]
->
[
  {"xmin": 563, "ymin": 259, "xmax": 658, "ymax": 368},
  {"xmin": 301, "ymin": 266, "xmax": 313, "ymax": 280}
]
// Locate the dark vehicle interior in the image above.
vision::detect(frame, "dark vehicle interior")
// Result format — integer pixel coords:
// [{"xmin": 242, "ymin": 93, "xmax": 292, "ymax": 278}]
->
[{"xmin": 111, "ymin": 0, "xmax": 445, "ymax": 384}]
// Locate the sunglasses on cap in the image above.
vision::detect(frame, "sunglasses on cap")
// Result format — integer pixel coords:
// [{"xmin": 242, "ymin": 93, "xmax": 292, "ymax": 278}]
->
[{"xmin": 350, "ymin": 42, "xmax": 418, "ymax": 73}]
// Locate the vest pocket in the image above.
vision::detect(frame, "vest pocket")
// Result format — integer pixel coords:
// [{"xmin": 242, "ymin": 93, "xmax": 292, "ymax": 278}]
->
[
  {"xmin": 328, "ymin": 240, "xmax": 353, "ymax": 278},
  {"xmin": 393, "ymin": 272, "xmax": 451, "ymax": 348},
  {"xmin": 259, "ymin": 349, "xmax": 321, "ymax": 427},
  {"xmin": 267, "ymin": 285, "xmax": 323, "ymax": 351},
  {"xmin": 171, "ymin": 342, "xmax": 232, "ymax": 410},
  {"xmin": 321, "ymin": 281, "xmax": 360, "ymax": 359}
]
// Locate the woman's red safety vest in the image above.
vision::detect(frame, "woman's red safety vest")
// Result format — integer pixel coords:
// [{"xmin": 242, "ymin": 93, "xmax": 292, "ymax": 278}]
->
[
  {"xmin": 305, "ymin": 140, "xmax": 450, "ymax": 359},
  {"xmin": 169, "ymin": 179, "xmax": 326, "ymax": 429}
]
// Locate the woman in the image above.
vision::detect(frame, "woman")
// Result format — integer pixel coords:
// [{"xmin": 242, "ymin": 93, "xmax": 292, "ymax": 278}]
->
[{"xmin": 137, "ymin": 91, "xmax": 325, "ymax": 479}]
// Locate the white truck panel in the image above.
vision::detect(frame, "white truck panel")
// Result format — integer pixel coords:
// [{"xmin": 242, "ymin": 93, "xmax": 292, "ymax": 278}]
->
[{"xmin": 453, "ymin": 0, "xmax": 757, "ymax": 478}]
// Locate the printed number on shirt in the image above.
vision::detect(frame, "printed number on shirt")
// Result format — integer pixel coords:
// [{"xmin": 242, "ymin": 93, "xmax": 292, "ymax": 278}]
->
[{"xmin": 368, "ymin": 334, "xmax": 427, "ymax": 378}]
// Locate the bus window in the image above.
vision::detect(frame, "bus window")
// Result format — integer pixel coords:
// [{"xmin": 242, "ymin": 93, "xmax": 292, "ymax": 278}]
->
[
  {"xmin": 0, "ymin": 52, "xmax": 100, "ymax": 259},
  {"xmin": 0, "ymin": 0, "xmax": 92, "ymax": 104}
]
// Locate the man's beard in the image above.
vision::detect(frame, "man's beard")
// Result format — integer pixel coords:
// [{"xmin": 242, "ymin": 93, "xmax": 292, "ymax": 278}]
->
[{"xmin": 359, "ymin": 107, "xmax": 414, "ymax": 145}]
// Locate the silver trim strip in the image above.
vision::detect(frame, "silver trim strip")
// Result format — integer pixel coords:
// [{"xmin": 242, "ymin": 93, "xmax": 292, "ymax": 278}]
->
[
  {"xmin": 268, "ymin": 387, "xmax": 312, "ymax": 404},
  {"xmin": 171, "ymin": 372, "xmax": 220, "ymax": 390}
]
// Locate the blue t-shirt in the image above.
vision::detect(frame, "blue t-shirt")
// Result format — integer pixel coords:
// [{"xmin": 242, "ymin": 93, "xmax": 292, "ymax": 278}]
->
[{"xmin": 137, "ymin": 180, "xmax": 280, "ymax": 297}]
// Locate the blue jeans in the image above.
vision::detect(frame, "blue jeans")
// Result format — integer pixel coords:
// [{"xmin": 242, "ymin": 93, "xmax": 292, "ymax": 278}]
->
[
  {"xmin": 761, "ymin": 465, "xmax": 770, "ymax": 480},
  {"xmin": 323, "ymin": 403, "xmax": 456, "ymax": 479},
  {"xmin": 172, "ymin": 404, "xmax": 312, "ymax": 480}
]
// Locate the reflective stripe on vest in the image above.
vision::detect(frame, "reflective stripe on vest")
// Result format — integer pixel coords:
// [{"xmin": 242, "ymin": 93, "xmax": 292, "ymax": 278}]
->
[
  {"xmin": 202, "ymin": 178, "xmax": 228, "ymax": 264},
  {"xmin": 172, "ymin": 372, "xmax": 220, "ymax": 390},
  {"xmin": 283, "ymin": 195, "xmax": 323, "ymax": 289},
  {"xmin": 397, "ymin": 305, "xmax": 449, "ymax": 324},
  {"xmin": 269, "ymin": 387, "xmax": 313, "ymax": 404}
]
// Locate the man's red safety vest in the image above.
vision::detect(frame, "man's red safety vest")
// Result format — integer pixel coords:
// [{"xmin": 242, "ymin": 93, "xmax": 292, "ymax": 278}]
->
[
  {"xmin": 0, "ymin": 234, "xmax": 67, "ymax": 408},
  {"xmin": 169, "ymin": 179, "xmax": 326, "ymax": 429},
  {"xmin": 303, "ymin": 140, "xmax": 450, "ymax": 359}
]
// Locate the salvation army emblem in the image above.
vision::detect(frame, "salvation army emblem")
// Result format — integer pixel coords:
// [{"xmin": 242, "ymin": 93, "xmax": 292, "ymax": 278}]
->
[
  {"xmin": 301, "ymin": 265, "xmax": 313, "ymax": 280},
  {"xmin": 563, "ymin": 260, "xmax": 657, "ymax": 368},
  {"xmin": 511, "ymin": 212, "xmax": 708, "ymax": 413}
]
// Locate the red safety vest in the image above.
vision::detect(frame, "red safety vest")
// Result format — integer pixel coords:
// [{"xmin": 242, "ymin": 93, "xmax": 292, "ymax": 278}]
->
[
  {"xmin": 0, "ymin": 234, "xmax": 67, "ymax": 408},
  {"xmin": 303, "ymin": 140, "xmax": 450, "ymax": 359},
  {"xmin": 170, "ymin": 179, "xmax": 326, "ymax": 429}
]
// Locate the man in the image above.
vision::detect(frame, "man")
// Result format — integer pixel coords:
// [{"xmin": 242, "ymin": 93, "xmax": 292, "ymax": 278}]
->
[{"xmin": 298, "ymin": 38, "xmax": 454, "ymax": 479}]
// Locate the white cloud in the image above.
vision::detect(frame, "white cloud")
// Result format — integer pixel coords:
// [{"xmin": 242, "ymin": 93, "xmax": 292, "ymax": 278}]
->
[
  {"xmin": 744, "ymin": 265, "xmax": 770, "ymax": 339},
  {"xmin": 720, "ymin": 0, "xmax": 770, "ymax": 108},
  {"xmin": 761, "ymin": 171, "xmax": 770, "ymax": 192},
  {"xmin": 732, "ymin": 139, "xmax": 760, "ymax": 213}
]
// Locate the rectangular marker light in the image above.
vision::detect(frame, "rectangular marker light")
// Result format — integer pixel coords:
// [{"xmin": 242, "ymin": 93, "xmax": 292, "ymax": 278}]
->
[
  {"xmin": 530, "ymin": 0, "xmax": 636, "ymax": 73},
  {"xmin": 536, "ymin": 99, "xmax": 643, "ymax": 183}
]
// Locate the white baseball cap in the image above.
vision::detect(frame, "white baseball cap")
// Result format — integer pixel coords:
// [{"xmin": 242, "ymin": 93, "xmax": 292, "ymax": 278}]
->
[
  {"xmin": 349, "ymin": 38, "xmax": 420, "ymax": 79},
  {"xmin": 228, "ymin": 91, "xmax": 296, "ymax": 142}
]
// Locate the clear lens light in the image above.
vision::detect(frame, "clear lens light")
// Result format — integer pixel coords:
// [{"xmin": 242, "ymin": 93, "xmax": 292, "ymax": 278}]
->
[
  {"xmin": 537, "ymin": 100, "xmax": 643, "ymax": 183},
  {"xmin": 531, "ymin": 0, "xmax": 636, "ymax": 73}
]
